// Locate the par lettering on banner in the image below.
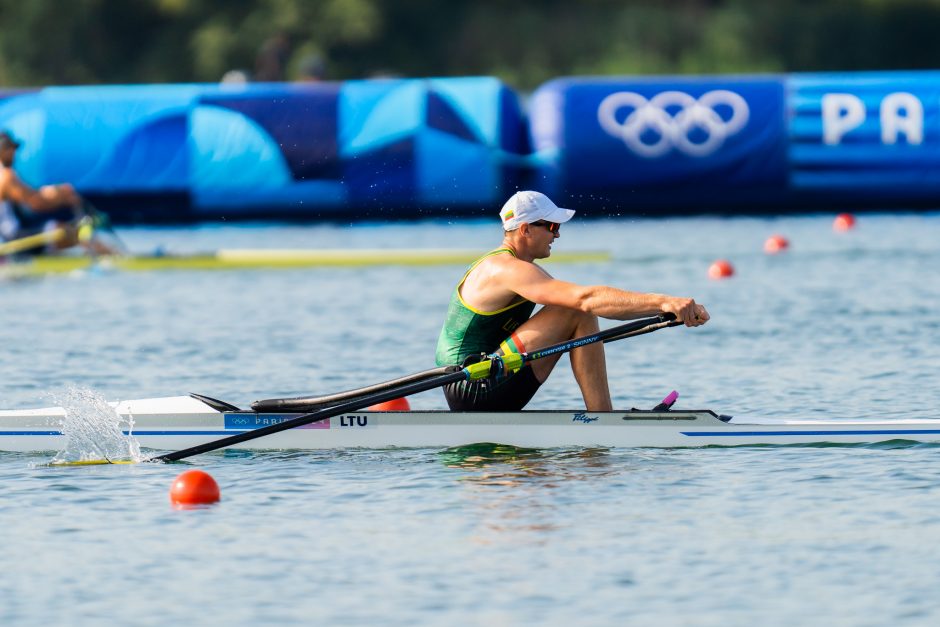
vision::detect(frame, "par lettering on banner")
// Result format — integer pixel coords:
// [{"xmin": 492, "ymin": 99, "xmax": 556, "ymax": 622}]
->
[
  {"xmin": 789, "ymin": 72, "xmax": 940, "ymax": 200},
  {"xmin": 822, "ymin": 92, "xmax": 924, "ymax": 145}
]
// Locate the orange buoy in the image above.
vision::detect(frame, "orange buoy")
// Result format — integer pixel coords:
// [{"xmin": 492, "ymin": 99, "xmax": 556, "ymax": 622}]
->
[
  {"xmin": 169, "ymin": 469, "xmax": 220, "ymax": 505},
  {"xmin": 708, "ymin": 259, "xmax": 735, "ymax": 279},
  {"xmin": 833, "ymin": 213, "xmax": 856, "ymax": 231},
  {"xmin": 764, "ymin": 234, "xmax": 789, "ymax": 254},
  {"xmin": 368, "ymin": 397, "xmax": 411, "ymax": 411}
]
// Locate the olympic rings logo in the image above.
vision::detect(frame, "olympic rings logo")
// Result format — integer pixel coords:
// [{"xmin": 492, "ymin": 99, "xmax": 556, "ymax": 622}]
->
[{"xmin": 597, "ymin": 90, "xmax": 750, "ymax": 158}]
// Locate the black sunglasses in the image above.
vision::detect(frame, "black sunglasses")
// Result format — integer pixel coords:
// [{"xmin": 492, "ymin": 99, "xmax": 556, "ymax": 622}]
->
[{"xmin": 530, "ymin": 220, "xmax": 561, "ymax": 235}]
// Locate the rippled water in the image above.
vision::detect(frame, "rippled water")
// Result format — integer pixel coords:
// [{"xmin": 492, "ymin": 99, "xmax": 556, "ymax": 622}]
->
[{"xmin": 2, "ymin": 214, "xmax": 939, "ymax": 625}]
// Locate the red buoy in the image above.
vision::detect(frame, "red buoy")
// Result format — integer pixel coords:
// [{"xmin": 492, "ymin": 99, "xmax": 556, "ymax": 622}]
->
[
  {"xmin": 764, "ymin": 234, "xmax": 789, "ymax": 254},
  {"xmin": 170, "ymin": 469, "xmax": 220, "ymax": 505},
  {"xmin": 833, "ymin": 213, "xmax": 856, "ymax": 231},
  {"xmin": 368, "ymin": 397, "xmax": 411, "ymax": 411},
  {"xmin": 708, "ymin": 259, "xmax": 735, "ymax": 279}
]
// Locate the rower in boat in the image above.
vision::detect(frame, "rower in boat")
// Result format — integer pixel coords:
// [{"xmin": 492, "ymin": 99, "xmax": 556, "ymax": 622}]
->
[
  {"xmin": 435, "ymin": 190, "xmax": 709, "ymax": 412},
  {"xmin": 6, "ymin": 315, "xmax": 940, "ymax": 460},
  {"xmin": 0, "ymin": 130, "xmax": 116, "ymax": 256}
]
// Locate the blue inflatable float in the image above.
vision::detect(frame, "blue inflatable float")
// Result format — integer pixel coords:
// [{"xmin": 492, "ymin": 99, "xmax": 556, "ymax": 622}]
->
[{"xmin": 0, "ymin": 78, "xmax": 527, "ymax": 222}]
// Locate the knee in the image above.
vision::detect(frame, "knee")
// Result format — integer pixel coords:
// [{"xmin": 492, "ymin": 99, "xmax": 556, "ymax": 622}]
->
[
  {"xmin": 553, "ymin": 306, "xmax": 598, "ymax": 332},
  {"xmin": 576, "ymin": 310, "xmax": 600, "ymax": 332},
  {"xmin": 531, "ymin": 305, "xmax": 599, "ymax": 335}
]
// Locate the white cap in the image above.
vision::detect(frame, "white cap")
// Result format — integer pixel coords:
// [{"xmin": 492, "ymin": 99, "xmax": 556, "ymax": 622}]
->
[{"xmin": 499, "ymin": 191, "xmax": 575, "ymax": 231}]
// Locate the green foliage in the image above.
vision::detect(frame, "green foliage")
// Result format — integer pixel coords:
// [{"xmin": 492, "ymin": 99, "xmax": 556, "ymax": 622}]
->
[{"xmin": 1, "ymin": 0, "xmax": 939, "ymax": 89}]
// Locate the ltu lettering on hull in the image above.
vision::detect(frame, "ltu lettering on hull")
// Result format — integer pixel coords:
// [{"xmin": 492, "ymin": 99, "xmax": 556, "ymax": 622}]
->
[{"xmin": 340, "ymin": 415, "xmax": 368, "ymax": 427}]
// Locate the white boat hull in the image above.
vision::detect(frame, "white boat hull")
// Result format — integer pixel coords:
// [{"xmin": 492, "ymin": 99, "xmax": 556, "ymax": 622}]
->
[{"xmin": 2, "ymin": 395, "xmax": 940, "ymax": 453}]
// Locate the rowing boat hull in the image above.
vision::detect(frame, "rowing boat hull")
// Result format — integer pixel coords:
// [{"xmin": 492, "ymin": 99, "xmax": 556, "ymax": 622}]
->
[{"xmin": 2, "ymin": 396, "xmax": 940, "ymax": 453}]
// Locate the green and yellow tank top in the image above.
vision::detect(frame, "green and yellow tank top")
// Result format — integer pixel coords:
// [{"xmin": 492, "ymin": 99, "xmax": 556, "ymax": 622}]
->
[{"xmin": 435, "ymin": 248, "xmax": 536, "ymax": 366}]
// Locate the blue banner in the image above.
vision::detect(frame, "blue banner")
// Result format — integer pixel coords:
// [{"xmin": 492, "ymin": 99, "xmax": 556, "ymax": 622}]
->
[
  {"xmin": 529, "ymin": 76, "xmax": 789, "ymax": 210},
  {"xmin": 789, "ymin": 72, "xmax": 940, "ymax": 201}
]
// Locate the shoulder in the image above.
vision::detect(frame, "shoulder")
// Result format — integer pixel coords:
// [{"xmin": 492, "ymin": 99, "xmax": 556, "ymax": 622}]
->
[
  {"xmin": 482, "ymin": 251, "xmax": 552, "ymax": 283},
  {"xmin": 0, "ymin": 167, "xmax": 20, "ymax": 188},
  {"xmin": 483, "ymin": 249, "xmax": 527, "ymax": 269}
]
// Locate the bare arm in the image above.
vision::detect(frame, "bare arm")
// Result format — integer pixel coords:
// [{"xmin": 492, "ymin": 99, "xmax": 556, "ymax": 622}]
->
[
  {"xmin": 1, "ymin": 170, "xmax": 80, "ymax": 213},
  {"xmin": 498, "ymin": 257, "xmax": 709, "ymax": 326}
]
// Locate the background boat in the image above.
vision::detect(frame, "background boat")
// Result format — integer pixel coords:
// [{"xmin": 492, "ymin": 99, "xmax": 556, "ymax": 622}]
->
[{"xmin": 1, "ymin": 247, "xmax": 611, "ymax": 276}]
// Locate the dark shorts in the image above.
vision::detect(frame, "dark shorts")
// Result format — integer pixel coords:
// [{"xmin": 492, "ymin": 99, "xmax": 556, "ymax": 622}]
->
[
  {"xmin": 443, "ymin": 365, "xmax": 542, "ymax": 411},
  {"xmin": 19, "ymin": 207, "xmax": 76, "ymax": 228}
]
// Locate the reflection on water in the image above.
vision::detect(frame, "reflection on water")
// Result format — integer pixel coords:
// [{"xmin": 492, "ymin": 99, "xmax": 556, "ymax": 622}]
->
[
  {"xmin": 441, "ymin": 443, "xmax": 543, "ymax": 470},
  {"xmin": 442, "ymin": 444, "xmax": 619, "ymax": 484},
  {"xmin": 439, "ymin": 445, "xmax": 627, "ymax": 543}
]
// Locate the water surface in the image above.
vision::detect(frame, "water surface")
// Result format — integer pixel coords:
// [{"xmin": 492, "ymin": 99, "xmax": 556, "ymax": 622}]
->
[{"xmin": 2, "ymin": 214, "xmax": 939, "ymax": 625}]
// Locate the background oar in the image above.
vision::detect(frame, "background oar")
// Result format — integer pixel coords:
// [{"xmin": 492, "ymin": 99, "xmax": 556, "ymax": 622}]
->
[
  {"xmin": 0, "ymin": 226, "xmax": 69, "ymax": 256},
  {"xmin": 152, "ymin": 313, "xmax": 678, "ymax": 463}
]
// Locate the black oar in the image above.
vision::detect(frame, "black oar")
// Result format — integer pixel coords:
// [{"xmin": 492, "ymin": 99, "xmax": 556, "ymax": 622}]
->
[{"xmin": 152, "ymin": 313, "xmax": 680, "ymax": 463}]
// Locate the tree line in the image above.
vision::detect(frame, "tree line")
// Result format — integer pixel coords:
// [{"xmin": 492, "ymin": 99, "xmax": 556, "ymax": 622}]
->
[{"xmin": 1, "ymin": 0, "xmax": 938, "ymax": 90}]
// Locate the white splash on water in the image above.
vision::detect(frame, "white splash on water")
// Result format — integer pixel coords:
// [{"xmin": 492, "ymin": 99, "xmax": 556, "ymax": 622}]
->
[{"xmin": 50, "ymin": 386, "xmax": 142, "ymax": 463}]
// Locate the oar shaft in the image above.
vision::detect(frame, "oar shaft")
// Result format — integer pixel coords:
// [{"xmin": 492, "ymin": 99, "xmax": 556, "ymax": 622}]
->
[
  {"xmin": 152, "ymin": 367, "xmax": 469, "ymax": 462},
  {"xmin": 601, "ymin": 318, "xmax": 682, "ymax": 344},
  {"xmin": 521, "ymin": 314, "xmax": 675, "ymax": 364}
]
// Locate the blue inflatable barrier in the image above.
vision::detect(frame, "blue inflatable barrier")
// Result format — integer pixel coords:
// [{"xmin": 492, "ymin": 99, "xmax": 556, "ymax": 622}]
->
[
  {"xmin": 337, "ymin": 77, "xmax": 526, "ymax": 214},
  {"xmin": 191, "ymin": 82, "xmax": 345, "ymax": 217},
  {"xmin": 0, "ymin": 78, "xmax": 527, "ymax": 222},
  {"xmin": 5, "ymin": 71, "xmax": 940, "ymax": 221}
]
